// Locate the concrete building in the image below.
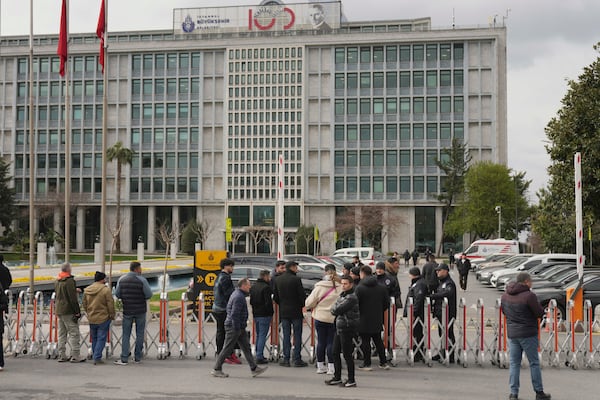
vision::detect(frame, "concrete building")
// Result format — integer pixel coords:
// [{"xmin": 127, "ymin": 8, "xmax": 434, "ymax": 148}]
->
[{"xmin": 0, "ymin": 1, "xmax": 506, "ymax": 255}]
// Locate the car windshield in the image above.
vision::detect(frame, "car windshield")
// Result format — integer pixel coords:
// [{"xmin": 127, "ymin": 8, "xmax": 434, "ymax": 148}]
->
[
  {"xmin": 538, "ymin": 265, "xmax": 571, "ymax": 279},
  {"xmin": 563, "ymin": 273, "xmax": 598, "ymax": 290},
  {"xmin": 547, "ymin": 268, "xmax": 576, "ymax": 282},
  {"xmin": 503, "ymin": 256, "xmax": 530, "ymax": 269}
]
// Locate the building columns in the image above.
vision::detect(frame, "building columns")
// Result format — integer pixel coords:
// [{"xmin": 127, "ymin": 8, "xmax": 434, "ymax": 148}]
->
[
  {"xmin": 76, "ymin": 207, "xmax": 85, "ymax": 252},
  {"xmin": 435, "ymin": 206, "xmax": 444, "ymax": 255},
  {"xmin": 147, "ymin": 206, "xmax": 156, "ymax": 253}
]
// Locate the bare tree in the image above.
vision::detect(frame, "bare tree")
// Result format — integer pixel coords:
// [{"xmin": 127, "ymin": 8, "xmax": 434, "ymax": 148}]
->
[
  {"xmin": 190, "ymin": 220, "xmax": 215, "ymax": 250},
  {"xmin": 156, "ymin": 220, "xmax": 184, "ymax": 293},
  {"xmin": 245, "ymin": 226, "xmax": 275, "ymax": 254},
  {"xmin": 107, "ymin": 218, "xmax": 124, "ymax": 287},
  {"xmin": 335, "ymin": 206, "xmax": 405, "ymax": 250},
  {"xmin": 230, "ymin": 230, "xmax": 244, "ymax": 255}
]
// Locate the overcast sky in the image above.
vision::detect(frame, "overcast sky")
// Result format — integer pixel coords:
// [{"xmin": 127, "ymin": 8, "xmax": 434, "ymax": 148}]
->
[{"xmin": 1, "ymin": 0, "xmax": 598, "ymax": 200}]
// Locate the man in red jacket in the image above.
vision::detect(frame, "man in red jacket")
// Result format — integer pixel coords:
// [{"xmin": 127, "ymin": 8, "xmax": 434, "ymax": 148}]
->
[{"xmin": 501, "ymin": 272, "xmax": 551, "ymax": 400}]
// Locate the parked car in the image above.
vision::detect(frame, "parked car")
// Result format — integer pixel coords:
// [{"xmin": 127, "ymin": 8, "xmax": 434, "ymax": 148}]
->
[
  {"xmin": 230, "ymin": 254, "xmax": 323, "ymax": 282},
  {"xmin": 231, "ymin": 265, "xmax": 316, "ymax": 296},
  {"xmin": 490, "ymin": 254, "xmax": 578, "ymax": 287},
  {"xmin": 470, "ymin": 253, "xmax": 514, "ymax": 271},
  {"xmin": 495, "ymin": 261, "xmax": 575, "ymax": 291},
  {"xmin": 332, "ymin": 247, "xmax": 383, "ymax": 268},
  {"xmin": 534, "ymin": 271, "xmax": 600, "ymax": 320},
  {"xmin": 475, "ymin": 254, "xmax": 533, "ymax": 275},
  {"xmin": 477, "ymin": 255, "xmax": 534, "ymax": 284}
]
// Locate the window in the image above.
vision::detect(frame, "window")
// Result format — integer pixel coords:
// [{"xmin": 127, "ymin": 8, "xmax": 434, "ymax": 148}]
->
[
  {"xmin": 347, "ymin": 177, "xmax": 357, "ymax": 193},
  {"xmin": 85, "ymin": 56, "xmax": 96, "ymax": 72},
  {"xmin": 454, "ymin": 96, "xmax": 464, "ymax": 112},
  {"xmin": 335, "ymin": 177, "xmax": 344, "ymax": 193},
  {"xmin": 413, "ymin": 98, "xmax": 424, "ymax": 113},
  {"xmin": 373, "ymin": 72, "xmax": 384, "ymax": 88},
  {"xmin": 413, "ymin": 45, "xmax": 424, "ymax": 61},
  {"xmin": 132, "ymin": 55, "xmax": 141, "ymax": 71},
  {"xmin": 386, "ymin": 98, "xmax": 397, "ymax": 114},
  {"xmin": 400, "ymin": 124, "xmax": 410, "ymax": 140},
  {"xmin": 347, "ymin": 47, "xmax": 358, "ymax": 63},
  {"xmin": 373, "ymin": 98, "xmax": 384, "ymax": 114},
  {"xmin": 440, "ymin": 70, "xmax": 451, "ymax": 86},
  {"xmin": 386, "ymin": 46, "xmax": 397, "ymax": 62},
  {"xmin": 347, "ymin": 73, "xmax": 357, "ymax": 88},
  {"xmin": 400, "ymin": 176, "xmax": 410, "ymax": 192},
  {"xmin": 373, "ymin": 177, "xmax": 384, "ymax": 193},
  {"xmin": 426, "ymin": 97, "xmax": 437, "ymax": 113},
  {"xmin": 426, "ymin": 124, "xmax": 437, "ymax": 139},
  {"xmin": 440, "ymin": 97, "xmax": 451, "ymax": 113},
  {"xmin": 413, "ymin": 150, "xmax": 424, "ymax": 166},
  {"xmin": 373, "ymin": 47, "xmax": 384, "ymax": 62},
  {"xmin": 386, "ymin": 150, "xmax": 397, "ymax": 166},
  {"xmin": 335, "ymin": 74, "xmax": 345, "ymax": 90},
  {"xmin": 399, "ymin": 71, "xmax": 410, "ymax": 88},
  {"xmin": 347, "ymin": 99, "xmax": 357, "ymax": 115},
  {"xmin": 440, "ymin": 44, "xmax": 451, "ymax": 60},
  {"xmin": 360, "ymin": 125, "xmax": 370, "ymax": 140},
  {"xmin": 386, "ymin": 72, "xmax": 397, "ymax": 88},
  {"xmin": 360, "ymin": 47, "xmax": 371, "ymax": 63},
  {"xmin": 386, "ymin": 124, "xmax": 397, "ymax": 140},
  {"xmin": 334, "ymin": 125, "xmax": 344, "ymax": 141},
  {"xmin": 132, "ymin": 80, "xmax": 140, "ymax": 95},
  {"xmin": 426, "ymin": 44, "xmax": 437, "ymax": 61},
  {"xmin": 347, "ymin": 151, "xmax": 357, "ymax": 167},
  {"xmin": 167, "ymin": 53, "xmax": 177, "ymax": 69},
  {"xmin": 334, "ymin": 151, "xmax": 344, "ymax": 166},
  {"xmin": 454, "ymin": 43, "xmax": 464, "ymax": 60},
  {"xmin": 373, "ymin": 125, "xmax": 384, "ymax": 140},
  {"xmin": 427, "ymin": 150, "xmax": 438, "ymax": 166},
  {"xmin": 386, "ymin": 177, "xmax": 397, "ymax": 192},
  {"xmin": 335, "ymin": 99, "xmax": 344, "ymax": 115},
  {"xmin": 143, "ymin": 79, "xmax": 152, "ymax": 95},
  {"xmin": 360, "ymin": 151, "xmax": 370, "ymax": 166},
  {"xmin": 360, "ymin": 73, "xmax": 371, "ymax": 88},
  {"xmin": 413, "ymin": 71, "xmax": 424, "ymax": 87},
  {"xmin": 426, "ymin": 71, "xmax": 437, "ymax": 88},
  {"xmin": 440, "ymin": 123, "xmax": 451, "ymax": 139},
  {"xmin": 335, "ymin": 48, "xmax": 345, "ymax": 64},
  {"xmin": 73, "ymin": 57, "xmax": 84, "ymax": 72},
  {"xmin": 360, "ymin": 177, "xmax": 370, "ymax": 193},
  {"xmin": 360, "ymin": 99, "xmax": 371, "ymax": 115},
  {"xmin": 427, "ymin": 176, "xmax": 438, "ymax": 193},
  {"xmin": 454, "ymin": 123, "xmax": 464, "ymax": 139},
  {"xmin": 413, "ymin": 176, "xmax": 424, "ymax": 192},
  {"xmin": 373, "ymin": 150, "xmax": 384, "ymax": 167},
  {"xmin": 399, "ymin": 150, "xmax": 410, "ymax": 166},
  {"xmin": 399, "ymin": 45, "xmax": 410, "ymax": 62},
  {"xmin": 347, "ymin": 125, "xmax": 358, "ymax": 140},
  {"xmin": 413, "ymin": 124, "xmax": 424, "ymax": 139},
  {"xmin": 454, "ymin": 70, "xmax": 464, "ymax": 87}
]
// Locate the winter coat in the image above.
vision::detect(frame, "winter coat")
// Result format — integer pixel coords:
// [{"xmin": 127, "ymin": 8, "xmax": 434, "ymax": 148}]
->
[
  {"xmin": 305, "ymin": 278, "xmax": 342, "ymax": 324},
  {"xmin": 115, "ymin": 272, "xmax": 152, "ymax": 316},
  {"xmin": 355, "ymin": 276, "xmax": 389, "ymax": 333},
  {"xmin": 213, "ymin": 270, "xmax": 234, "ymax": 313},
  {"xmin": 249, "ymin": 278, "xmax": 274, "ymax": 318},
  {"xmin": 457, "ymin": 258, "xmax": 471, "ymax": 276},
  {"xmin": 403, "ymin": 277, "xmax": 428, "ymax": 320},
  {"xmin": 225, "ymin": 288, "xmax": 249, "ymax": 331},
  {"xmin": 501, "ymin": 282, "xmax": 544, "ymax": 339},
  {"xmin": 0, "ymin": 282, "xmax": 8, "ymax": 334},
  {"xmin": 273, "ymin": 270, "xmax": 306, "ymax": 320},
  {"xmin": 375, "ymin": 272, "xmax": 402, "ymax": 308},
  {"xmin": 430, "ymin": 275, "xmax": 457, "ymax": 320},
  {"xmin": 82, "ymin": 282, "xmax": 115, "ymax": 324},
  {"xmin": 55, "ymin": 272, "xmax": 80, "ymax": 316},
  {"xmin": 403, "ymin": 250, "xmax": 411, "ymax": 262},
  {"xmin": 0, "ymin": 262, "xmax": 12, "ymax": 290},
  {"xmin": 330, "ymin": 288, "xmax": 360, "ymax": 334},
  {"xmin": 422, "ymin": 261, "xmax": 439, "ymax": 292}
]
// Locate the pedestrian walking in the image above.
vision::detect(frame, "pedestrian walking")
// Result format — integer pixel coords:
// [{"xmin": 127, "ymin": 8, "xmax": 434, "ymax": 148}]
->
[
  {"xmin": 273, "ymin": 261, "xmax": 308, "ymax": 367},
  {"xmin": 421, "ymin": 254, "xmax": 439, "ymax": 294},
  {"xmin": 0, "ymin": 282, "xmax": 8, "ymax": 371},
  {"xmin": 82, "ymin": 271, "xmax": 115, "ymax": 365},
  {"xmin": 305, "ymin": 264, "xmax": 342, "ymax": 375},
  {"xmin": 411, "ymin": 249, "xmax": 419, "ymax": 266},
  {"xmin": 457, "ymin": 254, "xmax": 471, "ymax": 291},
  {"xmin": 212, "ymin": 278, "xmax": 267, "ymax": 378},
  {"xmin": 430, "ymin": 263, "xmax": 456, "ymax": 363},
  {"xmin": 55, "ymin": 263, "xmax": 85, "ymax": 363},
  {"xmin": 249, "ymin": 269, "xmax": 273, "ymax": 364},
  {"xmin": 501, "ymin": 272, "xmax": 551, "ymax": 400},
  {"xmin": 0, "ymin": 254, "xmax": 12, "ymax": 290},
  {"xmin": 326, "ymin": 275, "xmax": 360, "ymax": 388},
  {"xmin": 403, "ymin": 267, "xmax": 427, "ymax": 362},
  {"xmin": 213, "ymin": 258, "xmax": 241, "ymax": 364},
  {"xmin": 425, "ymin": 247, "xmax": 433, "ymax": 262},
  {"xmin": 355, "ymin": 265, "xmax": 390, "ymax": 371},
  {"xmin": 402, "ymin": 249, "xmax": 411, "ymax": 268},
  {"xmin": 114, "ymin": 261, "xmax": 152, "ymax": 365},
  {"xmin": 448, "ymin": 248, "xmax": 455, "ymax": 269}
]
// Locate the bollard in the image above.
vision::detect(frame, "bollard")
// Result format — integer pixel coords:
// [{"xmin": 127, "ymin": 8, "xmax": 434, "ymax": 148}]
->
[
  {"xmin": 548, "ymin": 299, "xmax": 560, "ymax": 367},
  {"xmin": 157, "ymin": 291, "xmax": 169, "ymax": 360},
  {"xmin": 407, "ymin": 297, "xmax": 414, "ymax": 366},
  {"xmin": 14, "ymin": 291, "xmax": 25, "ymax": 356},
  {"xmin": 441, "ymin": 298, "xmax": 450, "ymax": 367},
  {"xmin": 179, "ymin": 292, "xmax": 187, "ymax": 359},
  {"xmin": 458, "ymin": 297, "xmax": 467, "ymax": 368},
  {"xmin": 476, "ymin": 298, "xmax": 485, "ymax": 366},
  {"xmin": 566, "ymin": 299, "xmax": 578, "ymax": 369},
  {"xmin": 583, "ymin": 300, "xmax": 594, "ymax": 369},
  {"xmin": 196, "ymin": 293, "xmax": 205, "ymax": 360},
  {"xmin": 30, "ymin": 291, "xmax": 44, "ymax": 357}
]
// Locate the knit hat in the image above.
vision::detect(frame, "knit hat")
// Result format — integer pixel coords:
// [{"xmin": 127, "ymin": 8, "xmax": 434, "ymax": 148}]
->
[
  {"xmin": 408, "ymin": 267, "xmax": 421, "ymax": 276},
  {"xmin": 94, "ymin": 271, "xmax": 107, "ymax": 282}
]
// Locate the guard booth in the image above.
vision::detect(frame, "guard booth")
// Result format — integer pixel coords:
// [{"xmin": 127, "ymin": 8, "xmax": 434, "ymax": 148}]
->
[{"xmin": 191, "ymin": 250, "xmax": 227, "ymax": 315}]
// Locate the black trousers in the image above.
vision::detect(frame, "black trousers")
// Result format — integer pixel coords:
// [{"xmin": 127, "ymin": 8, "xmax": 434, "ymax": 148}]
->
[
  {"xmin": 359, "ymin": 332, "xmax": 386, "ymax": 366},
  {"xmin": 213, "ymin": 311, "xmax": 227, "ymax": 354},
  {"xmin": 213, "ymin": 326, "xmax": 256, "ymax": 371},
  {"xmin": 333, "ymin": 331, "xmax": 355, "ymax": 382},
  {"xmin": 0, "ymin": 329, "xmax": 4, "ymax": 368},
  {"xmin": 459, "ymin": 273, "xmax": 468, "ymax": 290}
]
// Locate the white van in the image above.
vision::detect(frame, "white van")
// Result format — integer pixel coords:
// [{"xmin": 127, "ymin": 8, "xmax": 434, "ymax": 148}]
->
[
  {"xmin": 459, "ymin": 239, "xmax": 519, "ymax": 261},
  {"xmin": 332, "ymin": 247, "xmax": 381, "ymax": 268}
]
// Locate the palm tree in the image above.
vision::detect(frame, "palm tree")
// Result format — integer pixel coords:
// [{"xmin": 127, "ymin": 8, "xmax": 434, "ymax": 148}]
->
[{"xmin": 106, "ymin": 141, "xmax": 134, "ymax": 253}]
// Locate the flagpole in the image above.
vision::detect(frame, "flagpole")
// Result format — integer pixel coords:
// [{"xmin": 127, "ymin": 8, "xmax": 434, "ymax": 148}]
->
[
  {"xmin": 100, "ymin": 0, "xmax": 108, "ymax": 272},
  {"xmin": 277, "ymin": 154, "xmax": 284, "ymax": 259},
  {"xmin": 63, "ymin": 0, "xmax": 71, "ymax": 263},
  {"xmin": 28, "ymin": 0, "xmax": 35, "ymax": 297}
]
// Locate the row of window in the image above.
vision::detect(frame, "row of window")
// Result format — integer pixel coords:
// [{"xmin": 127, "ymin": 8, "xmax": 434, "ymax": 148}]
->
[
  {"xmin": 17, "ymin": 80, "xmax": 104, "ymax": 99},
  {"xmin": 131, "ymin": 127, "xmax": 199, "ymax": 146},
  {"xmin": 134, "ymin": 152, "xmax": 198, "ymax": 170},
  {"xmin": 334, "ymin": 149, "xmax": 448, "ymax": 168},
  {"xmin": 334, "ymin": 96, "xmax": 464, "ymax": 115},
  {"xmin": 228, "ymin": 111, "xmax": 301, "ymax": 124},
  {"xmin": 228, "ymin": 150, "xmax": 302, "ymax": 162},
  {"xmin": 228, "ymin": 47, "xmax": 303, "ymax": 60},
  {"xmin": 15, "ymin": 178, "xmax": 102, "ymax": 194},
  {"xmin": 131, "ymin": 78, "xmax": 200, "ymax": 96},
  {"xmin": 131, "ymin": 103, "xmax": 199, "ymax": 120},
  {"xmin": 17, "ymin": 56, "xmax": 100, "ymax": 75},
  {"xmin": 228, "ymin": 85, "xmax": 302, "ymax": 98},
  {"xmin": 16, "ymin": 105, "xmax": 103, "ymax": 122},
  {"xmin": 228, "ymin": 124, "xmax": 302, "ymax": 137},
  {"xmin": 131, "ymin": 53, "xmax": 201, "ymax": 72},
  {"xmin": 228, "ymin": 72, "xmax": 302, "ymax": 86},
  {"xmin": 334, "ymin": 123, "xmax": 464, "ymax": 141},
  {"xmin": 228, "ymin": 162, "xmax": 301, "ymax": 175},
  {"xmin": 228, "ymin": 189, "xmax": 301, "ymax": 201},
  {"xmin": 334, "ymin": 70, "xmax": 463, "ymax": 90},
  {"xmin": 227, "ymin": 137, "xmax": 301, "ymax": 149},
  {"xmin": 334, "ymin": 176, "xmax": 441, "ymax": 194},
  {"xmin": 228, "ymin": 98, "xmax": 301, "ymax": 111},
  {"xmin": 15, "ymin": 129, "xmax": 105, "ymax": 146},
  {"xmin": 130, "ymin": 177, "xmax": 199, "ymax": 193},
  {"xmin": 334, "ymin": 43, "xmax": 464, "ymax": 64},
  {"xmin": 228, "ymin": 59, "xmax": 302, "ymax": 73},
  {"xmin": 228, "ymin": 176, "xmax": 301, "ymax": 187}
]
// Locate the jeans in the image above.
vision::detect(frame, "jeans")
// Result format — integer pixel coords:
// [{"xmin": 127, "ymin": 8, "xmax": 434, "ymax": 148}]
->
[
  {"xmin": 214, "ymin": 325, "xmax": 257, "ymax": 371},
  {"xmin": 121, "ymin": 313, "xmax": 146, "ymax": 362},
  {"xmin": 315, "ymin": 320, "xmax": 335, "ymax": 363},
  {"xmin": 58, "ymin": 314, "xmax": 81, "ymax": 358},
  {"xmin": 254, "ymin": 316, "xmax": 272, "ymax": 361},
  {"xmin": 509, "ymin": 336, "xmax": 544, "ymax": 395},
  {"xmin": 281, "ymin": 318, "xmax": 303, "ymax": 362},
  {"xmin": 359, "ymin": 332, "xmax": 387, "ymax": 366},
  {"xmin": 89, "ymin": 319, "xmax": 111, "ymax": 361},
  {"xmin": 332, "ymin": 331, "xmax": 355, "ymax": 382}
]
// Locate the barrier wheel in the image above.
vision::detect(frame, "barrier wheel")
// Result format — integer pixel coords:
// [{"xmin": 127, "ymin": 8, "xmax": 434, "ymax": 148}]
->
[
  {"xmin": 196, "ymin": 354, "xmax": 202, "ymax": 360},
  {"xmin": 427, "ymin": 361, "xmax": 433, "ymax": 368}
]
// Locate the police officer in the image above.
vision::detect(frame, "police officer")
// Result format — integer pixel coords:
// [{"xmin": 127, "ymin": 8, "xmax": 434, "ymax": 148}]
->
[
  {"xmin": 403, "ymin": 267, "xmax": 427, "ymax": 362},
  {"xmin": 430, "ymin": 263, "xmax": 457, "ymax": 363}
]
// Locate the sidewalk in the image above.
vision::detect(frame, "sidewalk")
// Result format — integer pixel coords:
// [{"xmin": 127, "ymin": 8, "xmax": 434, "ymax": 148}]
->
[{"xmin": 1, "ymin": 355, "xmax": 596, "ymax": 399}]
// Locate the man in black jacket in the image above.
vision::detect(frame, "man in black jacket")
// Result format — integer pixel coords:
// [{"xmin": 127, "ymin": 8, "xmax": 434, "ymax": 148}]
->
[
  {"xmin": 403, "ymin": 267, "xmax": 427, "ymax": 362},
  {"xmin": 355, "ymin": 266, "xmax": 389, "ymax": 371},
  {"xmin": 421, "ymin": 254, "xmax": 439, "ymax": 294},
  {"xmin": 270, "ymin": 259, "xmax": 286, "ymax": 291},
  {"xmin": 273, "ymin": 261, "xmax": 307, "ymax": 367},
  {"xmin": 375, "ymin": 262, "xmax": 401, "ymax": 308},
  {"xmin": 430, "ymin": 263, "xmax": 456, "ymax": 363},
  {"xmin": 326, "ymin": 275, "xmax": 360, "ymax": 388},
  {"xmin": 456, "ymin": 254, "xmax": 471, "ymax": 291},
  {"xmin": 0, "ymin": 255, "xmax": 12, "ymax": 291},
  {"xmin": 501, "ymin": 273, "xmax": 550, "ymax": 400},
  {"xmin": 249, "ymin": 270, "xmax": 273, "ymax": 364},
  {"xmin": 213, "ymin": 258, "xmax": 239, "ymax": 364},
  {"xmin": 0, "ymin": 282, "xmax": 8, "ymax": 371}
]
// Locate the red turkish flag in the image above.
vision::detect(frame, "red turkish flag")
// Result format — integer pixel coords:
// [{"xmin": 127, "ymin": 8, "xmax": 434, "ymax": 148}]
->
[
  {"xmin": 57, "ymin": 0, "xmax": 67, "ymax": 77},
  {"xmin": 96, "ymin": 0, "xmax": 105, "ymax": 73}
]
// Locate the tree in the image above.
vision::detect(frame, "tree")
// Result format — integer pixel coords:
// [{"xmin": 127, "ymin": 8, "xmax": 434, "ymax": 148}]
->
[
  {"xmin": 0, "ymin": 157, "xmax": 17, "ymax": 231},
  {"xmin": 445, "ymin": 162, "xmax": 531, "ymax": 240},
  {"xmin": 181, "ymin": 219, "xmax": 215, "ymax": 254},
  {"xmin": 335, "ymin": 206, "xmax": 405, "ymax": 250},
  {"xmin": 106, "ymin": 141, "xmax": 134, "ymax": 253},
  {"xmin": 245, "ymin": 226, "xmax": 274, "ymax": 254},
  {"xmin": 533, "ymin": 44, "xmax": 600, "ymax": 252},
  {"xmin": 436, "ymin": 138, "xmax": 471, "ymax": 254},
  {"xmin": 295, "ymin": 225, "xmax": 315, "ymax": 254}
]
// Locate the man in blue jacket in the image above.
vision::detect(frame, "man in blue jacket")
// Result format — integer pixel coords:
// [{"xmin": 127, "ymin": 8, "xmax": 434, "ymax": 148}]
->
[
  {"xmin": 212, "ymin": 278, "xmax": 267, "ymax": 378},
  {"xmin": 501, "ymin": 272, "xmax": 550, "ymax": 400},
  {"xmin": 213, "ymin": 258, "xmax": 240, "ymax": 364},
  {"xmin": 114, "ymin": 262, "xmax": 152, "ymax": 365}
]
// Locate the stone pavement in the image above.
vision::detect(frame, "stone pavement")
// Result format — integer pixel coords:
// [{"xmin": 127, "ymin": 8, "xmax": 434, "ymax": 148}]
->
[{"xmin": 1, "ymin": 355, "xmax": 596, "ymax": 400}]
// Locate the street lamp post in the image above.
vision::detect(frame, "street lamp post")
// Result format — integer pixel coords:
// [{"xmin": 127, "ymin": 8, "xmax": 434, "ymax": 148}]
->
[{"xmin": 495, "ymin": 206, "xmax": 502, "ymax": 238}]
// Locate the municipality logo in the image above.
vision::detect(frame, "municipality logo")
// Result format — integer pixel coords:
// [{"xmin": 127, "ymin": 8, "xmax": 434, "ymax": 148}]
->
[{"xmin": 182, "ymin": 15, "xmax": 195, "ymax": 33}]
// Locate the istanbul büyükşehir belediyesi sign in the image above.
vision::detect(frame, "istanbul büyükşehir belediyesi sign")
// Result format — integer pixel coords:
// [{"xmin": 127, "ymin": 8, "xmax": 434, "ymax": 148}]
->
[{"xmin": 174, "ymin": 1, "xmax": 340, "ymax": 35}]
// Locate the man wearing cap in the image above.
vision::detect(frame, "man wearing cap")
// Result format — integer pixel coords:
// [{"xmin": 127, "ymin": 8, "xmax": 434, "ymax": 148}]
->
[
  {"xmin": 55, "ymin": 262, "xmax": 85, "ymax": 363},
  {"xmin": 430, "ymin": 263, "xmax": 457, "ymax": 363},
  {"xmin": 83, "ymin": 271, "xmax": 115, "ymax": 365},
  {"xmin": 273, "ymin": 261, "xmax": 308, "ymax": 367},
  {"xmin": 375, "ymin": 262, "xmax": 401, "ymax": 308},
  {"xmin": 403, "ymin": 267, "xmax": 427, "ymax": 362},
  {"xmin": 456, "ymin": 254, "xmax": 471, "ymax": 291}
]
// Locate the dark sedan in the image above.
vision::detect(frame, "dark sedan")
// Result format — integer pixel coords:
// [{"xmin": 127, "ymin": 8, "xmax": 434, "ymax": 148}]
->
[
  {"xmin": 534, "ymin": 272, "xmax": 600, "ymax": 319},
  {"xmin": 496, "ymin": 262, "xmax": 574, "ymax": 291}
]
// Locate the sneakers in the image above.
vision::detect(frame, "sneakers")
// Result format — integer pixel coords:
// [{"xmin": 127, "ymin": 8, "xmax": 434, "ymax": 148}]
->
[
  {"xmin": 316, "ymin": 365, "xmax": 328, "ymax": 374},
  {"xmin": 70, "ymin": 357, "xmax": 86, "ymax": 363},
  {"xmin": 357, "ymin": 364, "xmax": 373, "ymax": 371},
  {"xmin": 251, "ymin": 366, "xmax": 267, "ymax": 377},
  {"xmin": 279, "ymin": 360, "xmax": 291, "ymax": 367},
  {"xmin": 229, "ymin": 353, "xmax": 242, "ymax": 364},
  {"xmin": 113, "ymin": 360, "xmax": 128, "ymax": 366},
  {"xmin": 327, "ymin": 363, "xmax": 335, "ymax": 375},
  {"xmin": 342, "ymin": 380, "xmax": 357, "ymax": 388},
  {"xmin": 57, "ymin": 356, "xmax": 70, "ymax": 363},
  {"xmin": 378, "ymin": 362, "xmax": 390, "ymax": 370},
  {"xmin": 509, "ymin": 394, "xmax": 518, "ymax": 400},
  {"xmin": 224, "ymin": 357, "xmax": 235, "ymax": 364},
  {"xmin": 536, "ymin": 392, "xmax": 551, "ymax": 400},
  {"xmin": 325, "ymin": 378, "xmax": 343, "ymax": 385},
  {"xmin": 211, "ymin": 369, "xmax": 229, "ymax": 378},
  {"xmin": 0, "ymin": 366, "xmax": 4, "ymax": 371},
  {"xmin": 294, "ymin": 359, "xmax": 308, "ymax": 367}
]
